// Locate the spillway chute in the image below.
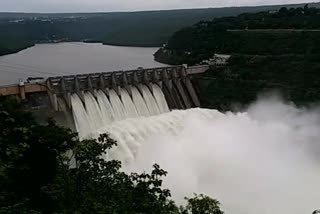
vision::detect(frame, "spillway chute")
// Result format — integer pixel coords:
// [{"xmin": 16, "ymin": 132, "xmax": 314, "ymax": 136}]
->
[{"xmin": 70, "ymin": 82, "xmax": 171, "ymax": 139}]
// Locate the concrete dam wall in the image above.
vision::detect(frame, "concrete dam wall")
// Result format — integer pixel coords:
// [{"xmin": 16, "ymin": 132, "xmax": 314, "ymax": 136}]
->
[
  {"xmin": 0, "ymin": 65, "xmax": 208, "ymax": 130},
  {"xmin": 48, "ymin": 65, "xmax": 201, "ymax": 111}
]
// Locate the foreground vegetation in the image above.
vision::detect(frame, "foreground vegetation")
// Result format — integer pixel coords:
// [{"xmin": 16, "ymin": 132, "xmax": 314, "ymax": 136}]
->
[
  {"xmin": 0, "ymin": 2, "xmax": 319, "ymax": 56},
  {"xmin": 0, "ymin": 99, "xmax": 223, "ymax": 214}
]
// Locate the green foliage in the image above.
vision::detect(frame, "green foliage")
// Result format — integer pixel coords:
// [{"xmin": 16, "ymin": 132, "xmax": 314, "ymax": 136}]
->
[
  {"xmin": 0, "ymin": 99, "xmax": 223, "ymax": 214},
  {"xmin": 0, "ymin": 99, "xmax": 77, "ymax": 212}
]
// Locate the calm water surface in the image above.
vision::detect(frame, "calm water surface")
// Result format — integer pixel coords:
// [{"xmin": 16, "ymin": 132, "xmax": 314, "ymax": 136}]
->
[{"xmin": 0, "ymin": 42, "xmax": 166, "ymax": 85}]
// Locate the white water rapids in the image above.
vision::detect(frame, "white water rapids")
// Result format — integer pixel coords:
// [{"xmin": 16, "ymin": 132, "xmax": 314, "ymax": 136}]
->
[{"xmin": 71, "ymin": 88, "xmax": 320, "ymax": 214}]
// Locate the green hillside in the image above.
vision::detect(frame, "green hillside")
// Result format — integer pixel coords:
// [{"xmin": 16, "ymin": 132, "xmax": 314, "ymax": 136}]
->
[
  {"xmin": 194, "ymin": 54, "xmax": 320, "ymax": 111},
  {"xmin": 154, "ymin": 5, "xmax": 320, "ymax": 110},
  {"xmin": 0, "ymin": 2, "xmax": 319, "ymax": 56},
  {"xmin": 154, "ymin": 5, "xmax": 320, "ymax": 65}
]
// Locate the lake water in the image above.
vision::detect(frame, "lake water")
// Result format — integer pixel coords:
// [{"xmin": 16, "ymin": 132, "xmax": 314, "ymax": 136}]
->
[{"xmin": 0, "ymin": 42, "xmax": 166, "ymax": 85}]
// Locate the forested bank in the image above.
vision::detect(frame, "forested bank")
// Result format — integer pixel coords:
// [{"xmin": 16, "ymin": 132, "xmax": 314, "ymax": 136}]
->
[
  {"xmin": 193, "ymin": 54, "xmax": 320, "ymax": 111},
  {"xmin": 0, "ymin": 2, "xmax": 319, "ymax": 56},
  {"xmin": 154, "ymin": 30, "xmax": 320, "ymax": 65},
  {"xmin": 154, "ymin": 5, "xmax": 320, "ymax": 110},
  {"xmin": 154, "ymin": 5, "xmax": 320, "ymax": 65},
  {"xmin": 0, "ymin": 37, "xmax": 34, "ymax": 56}
]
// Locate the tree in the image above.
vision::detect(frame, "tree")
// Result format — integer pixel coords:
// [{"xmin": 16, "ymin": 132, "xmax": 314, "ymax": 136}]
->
[
  {"xmin": 0, "ymin": 99, "xmax": 76, "ymax": 213},
  {"xmin": 279, "ymin": 7, "xmax": 288, "ymax": 15},
  {"xmin": 181, "ymin": 194, "xmax": 224, "ymax": 214}
]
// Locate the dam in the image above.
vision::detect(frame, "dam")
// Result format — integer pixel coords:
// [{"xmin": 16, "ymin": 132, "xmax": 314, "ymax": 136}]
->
[{"xmin": 0, "ymin": 65, "xmax": 209, "ymax": 131}]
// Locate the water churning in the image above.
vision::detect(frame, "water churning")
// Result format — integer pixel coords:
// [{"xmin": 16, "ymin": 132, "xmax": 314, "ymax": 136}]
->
[{"xmin": 71, "ymin": 89, "xmax": 320, "ymax": 214}]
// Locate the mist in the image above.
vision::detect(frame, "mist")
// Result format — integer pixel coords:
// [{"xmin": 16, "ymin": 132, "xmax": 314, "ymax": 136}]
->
[{"xmin": 93, "ymin": 95, "xmax": 320, "ymax": 214}]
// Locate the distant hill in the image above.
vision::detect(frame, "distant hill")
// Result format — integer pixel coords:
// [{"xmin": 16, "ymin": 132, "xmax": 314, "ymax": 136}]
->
[
  {"xmin": 0, "ymin": 2, "xmax": 320, "ymax": 56},
  {"xmin": 0, "ymin": 2, "xmax": 319, "ymax": 20},
  {"xmin": 155, "ymin": 3, "xmax": 320, "ymax": 65}
]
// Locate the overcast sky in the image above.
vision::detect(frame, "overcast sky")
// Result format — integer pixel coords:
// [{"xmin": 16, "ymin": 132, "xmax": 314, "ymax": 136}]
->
[{"xmin": 0, "ymin": 0, "xmax": 313, "ymax": 13}]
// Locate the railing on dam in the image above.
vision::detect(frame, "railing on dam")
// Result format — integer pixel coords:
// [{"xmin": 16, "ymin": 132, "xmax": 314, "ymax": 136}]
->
[
  {"xmin": 0, "ymin": 65, "xmax": 210, "ymax": 111},
  {"xmin": 0, "ymin": 82, "xmax": 47, "ymax": 99}
]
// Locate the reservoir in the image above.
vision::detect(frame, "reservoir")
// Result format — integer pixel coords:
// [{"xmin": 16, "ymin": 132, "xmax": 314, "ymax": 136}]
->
[{"xmin": 0, "ymin": 42, "xmax": 166, "ymax": 85}]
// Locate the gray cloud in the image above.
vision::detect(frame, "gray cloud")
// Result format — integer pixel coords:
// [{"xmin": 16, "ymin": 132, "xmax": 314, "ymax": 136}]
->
[{"xmin": 0, "ymin": 0, "xmax": 311, "ymax": 12}]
